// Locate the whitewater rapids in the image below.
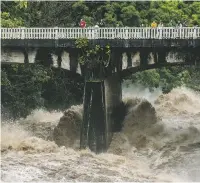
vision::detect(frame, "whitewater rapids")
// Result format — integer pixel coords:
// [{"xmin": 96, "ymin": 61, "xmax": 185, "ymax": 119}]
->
[{"xmin": 1, "ymin": 84, "xmax": 200, "ymax": 182}]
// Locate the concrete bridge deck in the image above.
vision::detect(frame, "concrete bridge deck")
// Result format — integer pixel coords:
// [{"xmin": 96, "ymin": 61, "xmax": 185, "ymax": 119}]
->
[{"xmin": 1, "ymin": 27, "xmax": 200, "ymax": 48}]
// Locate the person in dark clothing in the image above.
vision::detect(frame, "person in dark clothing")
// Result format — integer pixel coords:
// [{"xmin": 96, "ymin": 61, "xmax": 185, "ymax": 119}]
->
[{"xmin": 99, "ymin": 19, "xmax": 105, "ymax": 27}]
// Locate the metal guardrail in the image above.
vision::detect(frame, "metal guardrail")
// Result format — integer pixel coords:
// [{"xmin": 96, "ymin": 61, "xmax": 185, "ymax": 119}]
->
[{"xmin": 1, "ymin": 27, "xmax": 200, "ymax": 39}]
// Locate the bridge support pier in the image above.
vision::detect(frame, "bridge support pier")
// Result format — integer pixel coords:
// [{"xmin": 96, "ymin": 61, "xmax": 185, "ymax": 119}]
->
[
  {"xmin": 127, "ymin": 51, "xmax": 132, "ymax": 68},
  {"xmin": 23, "ymin": 48, "xmax": 29, "ymax": 64},
  {"xmin": 158, "ymin": 49, "xmax": 167, "ymax": 63},
  {"xmin": 80, "ymin": 75, "xmax": 122, "ymax": 153},
  {"xmin": 140, "ymin": 49, "xmax": 150, "ymax": 66},
  {"xmin": 68, "ymin": 48, "xmax": 79, "ymax": 73}
]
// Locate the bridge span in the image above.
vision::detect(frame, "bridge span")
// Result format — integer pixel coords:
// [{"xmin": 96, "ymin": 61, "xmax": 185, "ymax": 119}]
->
[{"xmin": 1, "ymin": 27, "xmax": 200, "ymax": 153}]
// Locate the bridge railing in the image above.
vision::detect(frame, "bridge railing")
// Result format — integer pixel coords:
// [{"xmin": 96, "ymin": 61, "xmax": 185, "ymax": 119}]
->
[{"xmin": 1, "ymin": 27, "xmax": 200, "ymax": 39}]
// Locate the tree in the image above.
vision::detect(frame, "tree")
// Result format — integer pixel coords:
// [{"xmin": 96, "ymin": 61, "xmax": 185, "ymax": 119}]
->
[
  {"xmin": 121, "ymin": 5, "xmax": 141, "ymax": 26},
  {"xmin": 1, "ymin": 1, "xmax": 27, "ymax": 27},
  {"xmin": 75, "ymin": 38, "xmax": 110, "ymax": 80},
  {"xmin": 1, "ymin": 64, "xmax": 50, "ymax": 118}
]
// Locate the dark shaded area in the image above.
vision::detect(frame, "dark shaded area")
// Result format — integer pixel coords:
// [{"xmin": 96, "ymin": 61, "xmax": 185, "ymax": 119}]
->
[
  {"xmin": 35, "ymin": 48, "xmax": 53, "ymax": 66},
  {"xmin": 112, "ymin": 102, "xmax": 126, "ymax": 132},
  {"xmin": 81, "ymin": 81, "xmax": 107, "ymax": 153},
  {"xmin": 2, "ymin": 39, "xmax": 200, "ymax": 49},
  {"xmin": 42, "ymin": 67, "xmax": 84, "ymax": 110},
  {"xmin": 1, "ymin": 63, "xmax": 84, "ymax": 119}
]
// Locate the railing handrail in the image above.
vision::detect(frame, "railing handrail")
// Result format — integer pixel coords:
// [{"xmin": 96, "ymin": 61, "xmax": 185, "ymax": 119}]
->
[{"xmin": 1, "ymin": 27, "xmax": 200, "ymax": 40}]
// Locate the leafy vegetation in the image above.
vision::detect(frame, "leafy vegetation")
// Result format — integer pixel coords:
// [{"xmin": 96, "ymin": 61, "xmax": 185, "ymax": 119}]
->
[
  {"xmin": 1, "ymin": 1, "xmax": 27, "ymax": 27},
  {"xmin": 128, "ymin": 66, "xmax": 200, "ymax": 93},
  {"xmin": 1, "ymin": 64, "xmax": 83, "ymax": 119},
  {"xmin": 1, "ymin": 1, "xmax": 200, "ymax": 27},
  {"xmin": 75, "ymin": 38, "xmax": 110, "ymax": 67},
  {"xmin": 75, "ymin": 38, "xmax": 110, "ymax": 80}
]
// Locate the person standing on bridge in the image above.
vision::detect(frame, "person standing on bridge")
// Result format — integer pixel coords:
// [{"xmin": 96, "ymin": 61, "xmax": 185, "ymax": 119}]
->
[
  {"xmin": 151, "ymin": 21, "xmax": 157, "ymax": 28},
  {"xmin": 80, "ymin": 19, "xmax": 86, "ymax": 28},
  {"xmin": 94, "ymin": 24, "xmax": 99, "ymax": 39},
  {"xmin": 151, "ymin": 21, "xmax": 157, "ymax": 38},
  {"xmin": 99, "ymin": 19, "xmax": 105, "ymax": 27},
  {"xmin": 80, "ymin": 19, "xmax": 86, "ymax": 38},
  {"xmin": 158, "ymin": 22, "xmax": 163, "ymax": 39},
  {"xmin": 193, "ymin": 25, "xmax": 198, "ymax": 39},
  {"xmin": 178, "ymin": 21, "xmax": 183, "ymax": 38}
]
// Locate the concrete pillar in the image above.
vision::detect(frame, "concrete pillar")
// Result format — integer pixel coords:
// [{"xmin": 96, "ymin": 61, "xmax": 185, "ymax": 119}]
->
[
  {"xmin": 104, "ymin": 74, "xmax": 122, "ymax": 145},
  {"xmin": 157, "ymin": 48, "xmax": 167, "ymax": 64},
  {"xmin": 80, "ymin": 81, "xmax": 106, "ymax": 153},
  {"xmin": 80, "ymin": 75, "xmax": 122, "ymax": 153},
  {"xmin": 140, "ymin": 48, "xmax": 149, "ymax": 67},
  {"xmin": 57, "ymin": 54, "xmax": 62, "ymax": 68},
  {"xmin": 23, "ymin": 48, "xmax": 29, "ymax": 64},
  {"xmin": 151, "ymin": 48, "xmax": 158, "ymax": 64},
  {"xmin": 110, "ymin": 48, "xmax": 123, "ymax": 73},
  {"xmin": 127, "ymin": 51, "xmax": 132, "ymax": 68},
  {"xmin": 68, "ymin": 49, "xmax": 80, "ymax": 73},
  {"xmin": 35, "ymin": 48, "xmax": 53, "ymax": 66}
]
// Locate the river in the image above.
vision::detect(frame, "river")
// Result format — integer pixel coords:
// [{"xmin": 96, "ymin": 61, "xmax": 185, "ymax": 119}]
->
[{"xmin": 1, "ymin": 83, "xmax": 200, "ymax": 182}]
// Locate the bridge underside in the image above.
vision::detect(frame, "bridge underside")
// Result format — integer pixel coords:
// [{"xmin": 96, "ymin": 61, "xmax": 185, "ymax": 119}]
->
[{"xmin": 2, "ymin": 38, "xmax": 200, "ymax": 48}]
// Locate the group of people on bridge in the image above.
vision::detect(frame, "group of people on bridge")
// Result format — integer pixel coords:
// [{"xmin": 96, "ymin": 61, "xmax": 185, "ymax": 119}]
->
[
  {"xmin": 78, "ymin": 19, "xmax": 199, "ymax": 39},
  {"xmin": 79, "ymin": 19, "xmax": 199, "ymax": 29}
]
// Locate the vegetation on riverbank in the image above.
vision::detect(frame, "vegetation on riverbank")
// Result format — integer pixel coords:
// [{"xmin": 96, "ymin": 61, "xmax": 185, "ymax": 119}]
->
[
  {"xmin": 128, "ymin": 66, "xmax": 200, "ymax": 93},
  {"xmin": 1, "ymin": 64, "xmax": 84, "ymax": 119}
]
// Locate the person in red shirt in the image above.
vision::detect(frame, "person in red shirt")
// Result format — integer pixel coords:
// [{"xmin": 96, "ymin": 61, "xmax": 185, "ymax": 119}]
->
[{"xmin": 80, "ymin": 19, "xmax": 86, "ymax": 28}]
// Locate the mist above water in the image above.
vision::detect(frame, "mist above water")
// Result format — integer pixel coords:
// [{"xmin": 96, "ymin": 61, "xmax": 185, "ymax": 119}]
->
[{"xmin": 1, "ymin": 83, "xmax": 200, "ymax": 182}]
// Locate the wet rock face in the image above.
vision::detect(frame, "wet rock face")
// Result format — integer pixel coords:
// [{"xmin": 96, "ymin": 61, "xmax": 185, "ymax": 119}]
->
[{"xmin": 53, "ymin": 105, "xmax": 83, "ymax": 148}]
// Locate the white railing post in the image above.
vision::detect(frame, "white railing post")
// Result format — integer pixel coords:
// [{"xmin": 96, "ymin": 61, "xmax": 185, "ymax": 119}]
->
[
  {"xmin": 21, "ymin": 27, "xmax": 25, "ymax": 39},
  {"xmin": 55, "ymin": 27, "xmax": 58, "ymax": 39}
]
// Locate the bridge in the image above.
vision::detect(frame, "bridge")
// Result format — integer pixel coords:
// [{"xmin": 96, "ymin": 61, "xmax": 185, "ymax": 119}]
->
[{"xmin": 1, "ymin": 27, "xmax": 200, "ymax": 153}]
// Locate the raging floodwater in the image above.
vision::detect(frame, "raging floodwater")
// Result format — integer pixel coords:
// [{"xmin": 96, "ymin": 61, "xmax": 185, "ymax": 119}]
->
[{"xmin": 1, "ymin": 84, "xmax": 200, "ymax": 182}]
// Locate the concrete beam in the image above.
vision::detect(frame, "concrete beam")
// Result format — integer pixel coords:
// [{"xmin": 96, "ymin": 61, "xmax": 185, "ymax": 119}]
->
[{"xmin": 2, "ymin": 39, "xmax": 200, "ymax": 48}]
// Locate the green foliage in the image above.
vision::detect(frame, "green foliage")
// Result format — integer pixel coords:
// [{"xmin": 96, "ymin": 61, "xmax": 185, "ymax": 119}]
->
[
  {"xmin": 134, "ymin": 69, "xmax": 160, "ymax": 90},
  {"xmin": 121, "ymin": 5, "xmax": 140, "ymax": 26},
  {"xmin": 185, "ymin": 67, "xmax": 200, "ymax": 91},
  {"xmin": 75, "ymin": 38, "xmax": 110, "ymax": 68},
  {"xmin": 1, "ymin": 64, "xmax": 84, "ymax": 119},
  {"xmin": 1, "ymin": 1, "xmax": 27, "ymax": 27},
  {"xmin": 42, "ymin": 69, "xmax": 84, "ymax": 110},
  {"xmin": 129, "ymin": 66, "xmax": 199, "ymax": 94},
  {"xmin": 1, "ymin": 70, "xmax": 11, "ymax": 86},
  {"xmin": 1, "ymin": 64, "xmax": 49, "ymax": 118},
  {"xmin": 1, "ymin": 1, "xmax": 199, "ymax": 27}
]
